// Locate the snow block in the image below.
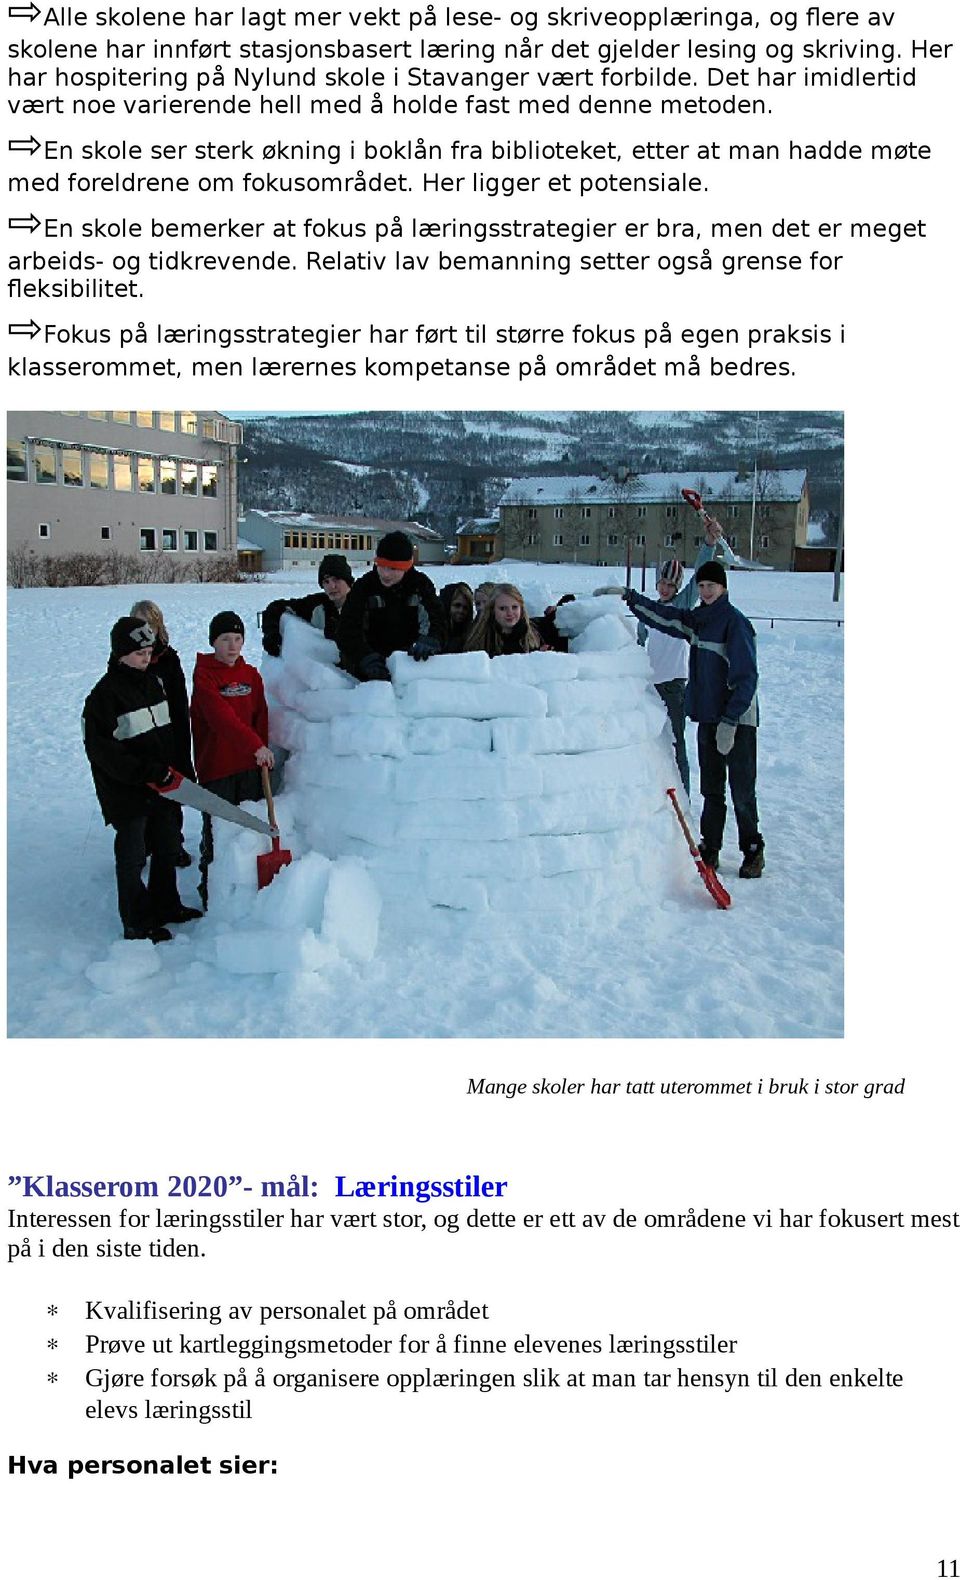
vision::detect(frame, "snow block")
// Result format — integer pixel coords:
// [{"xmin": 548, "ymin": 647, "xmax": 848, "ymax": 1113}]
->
[
  {"xmin": 404, "ymin": 796, "xmax": 520, "ymax": 841},
  {"xmin": 321, "ymin": 858, "xmax": 380, "ymax": 963},
  {"xmin": 398, "ymin": 678, "xmax": 548, "ymax": 720},
  {"xmin": 491, "ymin": 650, "xmax": 580, "ymax": 683},
  {"xmin": 389, "ymin": 649, "xmax": 491, "ymax": 686},
  {"xmin": 540, "ymin": 677, "xmax": 646, "ymax": 717},
  {"xmin": 490, "ymin": 713, "xmax": 649, "ymax": 755},
  {"xmin": 407, "ymin": 716, "xmax": 493, "ymax": 754},
  {"xmin": 540, "ymin": 745, "xmax": 646, "ymax": 796},
  {"xmin": 395, "ymin": 750, "xmax": 541, "ymax": 803},
  {"xmin": 515, "ymin": 787, "xmax": 637, "ymax": 837},
  {"xmin": 557, "ymin": 595, "xmax": 629, "ymax": 636},
  {"xmin": 215, "ymin": 928, "xmax": 328, "ymax": 975},
  {"xmin": 343, "ymin": 683, "xmax": 399, "ymax": 717},
  {"xmin": 486, "ymin": 863, "xmax": 637, "ymax": 915},
  {"xmin": 85, "ymin": 939, "xmax": 163, "ymax": 994},
  {"xmin": 576, "ymin": 646, "xmax": 649, "ymax": 679},
  {"xmin": 330, "ymin": 714, "xmax": 408, "ymax": 758},
  {"xmin": 425, "ymin": 838, "xmax": 543, "ymax": 883},
  {"xmin": 423, "ymin": 874, "xmax": 489, "ymax": 913},
  {"xmin": 305, "ymin": 754, "xmax": 397, "ymax": 797},
  {"xmin": 571, "ymin": 613, "xmax": 634, "ymax": 652},
  {"xmin": 254, "ymin": 849, "xmax": 332, "ymax": 931}
]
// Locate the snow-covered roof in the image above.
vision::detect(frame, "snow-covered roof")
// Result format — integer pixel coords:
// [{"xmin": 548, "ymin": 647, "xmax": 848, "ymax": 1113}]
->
[
  {"xmin": 246, "ymin": 509, "xmax": 441, "ymax": 540},
  {"xmin": 236, "ymin": 537, "xmax": 260, "ymax": 551},
  {"xmin": 499, "ymin": 469, "xmax": 808, "ymax": 506},
  {"xmin": 456, "ymin": 518, "xmax": 499, "ymax": 536}
]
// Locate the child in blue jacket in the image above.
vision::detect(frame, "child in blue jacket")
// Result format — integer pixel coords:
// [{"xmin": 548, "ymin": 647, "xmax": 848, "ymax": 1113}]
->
[{"xmin": 624, "ymin": 561, "xmax": 764, "ymax": 878}]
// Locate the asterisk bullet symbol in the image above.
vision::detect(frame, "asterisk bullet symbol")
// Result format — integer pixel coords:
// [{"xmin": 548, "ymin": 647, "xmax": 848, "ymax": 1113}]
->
[
  {"xmin": 47, "ymin": 1305, "xmax": 58, "ymax": 1315},
  {"xmin": 47, "ymin": 1372, "xmax": 57, "ymax": 1383},
  {"xmin": 47, "ymin": 1338, "xmax": 58, "ymax": 1350}
]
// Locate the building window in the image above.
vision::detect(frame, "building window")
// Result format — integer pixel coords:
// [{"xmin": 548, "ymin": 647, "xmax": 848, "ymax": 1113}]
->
[
  {"xmin": 581, "ymin": 507, "xmax": 591, "ymax": 519},
  {"xmin": 100, "ymin": 526, "xmax": 111, "ymax": 541},
  {"xmin": 526, "ymin": 532, "xmax": 537, "ymax": 546},
  {"xmin": 112, "ymin": 411, "xmax": 131, "ymax": 424},
  {"xmin": 552, "ymin": 533, "xmax": 563, "ymax": 546},
  {"xmin": 184, "ymin": 530, "xmax": 199, "ymax": 551},
  {"xmin": 180, "ymin": 460, "xmax": 198, "ymax": 497},
  {"xmin": 203, "ymin": 531, "xmax": 218, "ymax": 551},
  {"xmin": 663, "ymin": 534, "xmax": 674, "ymax": 548},
  {"xmin": 140, "ymin": 528, "xmax": 157, "ymax": 551},
  {"xmin": 137, "ymin": 456, "xmax": 156, "ymax": 493},
  {"xmin": 180, "ymin": 411, "xmax": 198, "ymax": 435},
  {"xmin": 202, "ymin": 464, "xmax": 218, "ymax": 498},
  {"xmin": 159, "ymin": 412, "xmax": 176, "ymax": 432},
  {"xmin": 527, "ymin": 508, "xmax": 536, "ymax": 519},
  {"xmin": 89, "ymin": 452, "xmax": 108, "ymax": 490},
  {"xmin": 159, "ymin": 459, "xmax": 177, "ymax": 495},
  {"xmin": 162, "ymin": 529, "xmax": 178, "ymax": 552},
  {"xmin": 637, "ymin": 506, "xmax": 647, "ymax": 519},
  {"xmin": 730, "ymin": 506, "xmax": 739, "ymax": 519},
  {"xmin": 553, "ymin": 507, "xmax": 564, "ymax": 520},
  {"xmin": 607, "ymin": 533, "xmax": 619, "ymax": 546},
  {"xmin": 283, "ymin": 532, "xmax": 293, "ymax": 548},
  {"xmin": 33, "ymin": 444, "xmax": 57, "ymax": 484},
  {"xmin": 113, "ymin": 453, "xmax": 132, "ymax": 491},
  {"xmin": 579, "ymin": 532, "xmax": 591, "ymax": 547},
  {"xmin": 665, "ymin": 505, "xmax": 677, "ymax": 519},
  {"xmin": 62, "ymin": 449, "xmax": 83, "ymax": 487},
  {"xmin": 760, "ymin": 534, "xmax": 770, "ymax": 550},
  {"xmin": 608, "ymin": 506, "xmax": 617, "ymax": 517},
  {"xmin": 7, "ymin": 439, "xmax": 27, "ymax": 482},
  {"xmin": 727, "ymin": 535, "xmax": 738, "ymax": 550},
  {"xmin": 38, "ymin": 522, "xmax": 50, "ymax": 539},
  {"xmin": 136, "ymin": 410, "xmax": 153, "ymax": 428},
  {"xmin": 87, "ymin": 411, "xmax": 107, "ymax": 421}
]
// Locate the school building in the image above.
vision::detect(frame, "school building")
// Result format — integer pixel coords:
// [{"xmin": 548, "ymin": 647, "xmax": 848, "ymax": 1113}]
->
[
  {"xmin": 497, "ymin": 470, "xmax": 810, "ymax": 570},
  {"xmin": 240, "ymin": 509, "xmax": 446, "ymax": 573},
  {"xmin": 6, "ymin": 410, "xmax": 243, "ymax": 563}
]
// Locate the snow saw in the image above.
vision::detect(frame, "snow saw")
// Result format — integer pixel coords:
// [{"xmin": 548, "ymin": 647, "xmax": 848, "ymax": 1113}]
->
[
  {"xmin": 150, "ymin": 769, "xmax": 274, "ymax": 837},
  {"xmin": 680, "ymin": 488, "xmax": 772, "ymax": 571}
]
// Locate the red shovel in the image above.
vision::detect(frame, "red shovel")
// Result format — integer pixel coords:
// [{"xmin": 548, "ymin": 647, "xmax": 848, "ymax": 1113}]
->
[
  {"xmin": 666, "ymin": 788, "xmax": 731, "ymax": 910},
  {"xmin": 257, "ymin": 764, "xmax": 292, "ymax": 889}
]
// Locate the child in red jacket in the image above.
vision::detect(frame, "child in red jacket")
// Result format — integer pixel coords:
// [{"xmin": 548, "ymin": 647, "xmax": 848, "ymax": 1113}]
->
[{"xmin": 191, "ymin": 610, "xmax": 274, "ymax": 907}]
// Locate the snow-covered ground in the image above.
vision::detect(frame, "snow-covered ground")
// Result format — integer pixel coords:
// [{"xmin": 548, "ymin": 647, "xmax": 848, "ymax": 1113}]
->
[{"xmin": 6, "ymin": 561, "xmax": 843, "ymax": 1039}]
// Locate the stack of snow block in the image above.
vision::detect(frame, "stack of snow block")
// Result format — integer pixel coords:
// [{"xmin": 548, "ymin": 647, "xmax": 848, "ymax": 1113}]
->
[{"xmin": 263, "ymin": 606, "xmax": 681, "ymax": 927}]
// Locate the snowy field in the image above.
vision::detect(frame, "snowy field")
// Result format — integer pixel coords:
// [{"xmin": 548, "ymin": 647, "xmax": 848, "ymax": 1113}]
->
[{"xmin": 6, "ymin": 561, "xmax": 843, "ymax": 1040}]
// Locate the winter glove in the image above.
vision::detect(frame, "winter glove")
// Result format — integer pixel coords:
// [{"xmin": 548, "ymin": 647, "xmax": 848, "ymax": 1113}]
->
[
  {"xmin": 357, "ymin": 652, "xmax": 391, "ymax": 683},
  {"xmin": 148, "ymin": 767, "xmax": 184, "ymax": 793},
  {"xmin": 621, "ymin": 587, "xmax": 640, "ymax": 612},
  {"xmin": 716, "ymin": 721, "xmax": 737, "ymax": 756},
  {"xmin": 408, "ymin": 637, "xmax": 440, "ymax": 662}
]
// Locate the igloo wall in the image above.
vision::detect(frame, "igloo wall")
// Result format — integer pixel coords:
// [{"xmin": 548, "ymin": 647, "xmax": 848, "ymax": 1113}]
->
[{"xmin": 263, "ymin": 600, "xmax": 685, "ymax": 929}]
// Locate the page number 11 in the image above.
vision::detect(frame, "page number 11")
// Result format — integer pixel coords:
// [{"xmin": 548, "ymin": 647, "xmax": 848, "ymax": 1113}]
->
[{"xmin": 937, "ymin": 1563, "xmax": 958, "ymax": 1577}]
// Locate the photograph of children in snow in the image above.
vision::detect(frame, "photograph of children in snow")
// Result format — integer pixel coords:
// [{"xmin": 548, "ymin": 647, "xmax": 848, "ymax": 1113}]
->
[{"xmin": 6, "ymin": 409, "xmax": 843, "ymax": 1039}]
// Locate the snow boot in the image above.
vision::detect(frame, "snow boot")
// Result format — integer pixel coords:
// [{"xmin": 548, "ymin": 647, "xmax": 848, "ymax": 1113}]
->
[
  {"xmin": 698, "ymin": 842, "xmax": 720, "ymax": 869},
  {"xmin": 160, "ymin": 905, "xmax": 203, "ymax": 925},
  {"xmin": 739, "ymin": 841, "xmax": 765, "ymax": 879},
  {"xmin": 124, "ymin": 925, "xmax": 173, "ymax": 943}
]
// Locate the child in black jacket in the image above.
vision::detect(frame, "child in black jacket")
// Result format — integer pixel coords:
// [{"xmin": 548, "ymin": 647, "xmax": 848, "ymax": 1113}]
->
[{"xmin": 82, "ymin": 617, "xmax": 201, "ymax": 942}]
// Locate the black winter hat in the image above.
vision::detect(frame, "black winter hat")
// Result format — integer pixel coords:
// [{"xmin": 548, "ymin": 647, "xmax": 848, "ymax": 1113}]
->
[
  {"xmin": 695, "ymin": 561, "xmax": 727, "ymax": 589},
  {"xmin": 375, "ymin": 531, "xmax": 415, "ymax": 569},
  {"xmin": 317, "ymin": 554, "xmax": 354, "ymax": 586},
  {"xmin": 209, "ymin": 610, "xmax": 245, "ymax": 643},
  {"xmin": 111, "ymin": 616, "xmax": 156, "ymax": 658}
]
